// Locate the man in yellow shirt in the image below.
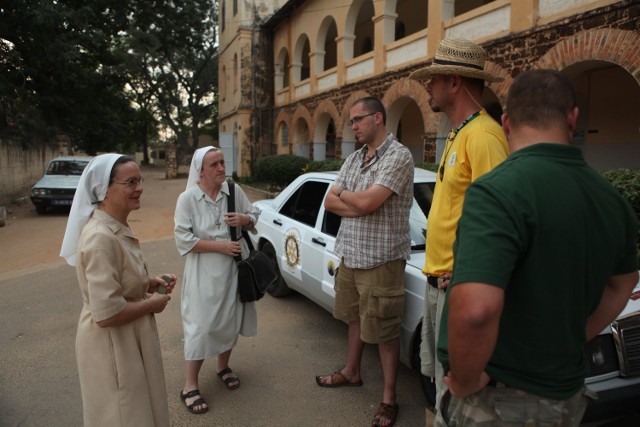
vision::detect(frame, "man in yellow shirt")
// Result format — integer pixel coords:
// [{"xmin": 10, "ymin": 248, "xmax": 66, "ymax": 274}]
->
[{"xmin": 410, "ymin": 38, "xmax": 508, "ymax": 420}]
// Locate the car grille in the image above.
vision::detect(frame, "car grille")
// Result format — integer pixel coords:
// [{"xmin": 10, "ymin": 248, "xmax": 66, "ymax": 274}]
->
[
  {"xmin": 612, "ymin": 312, "xmax": 640, "ymax": 377},
  {"xmin": 49, "ymin": 188, "xmax": 75, "ymax": 196}
]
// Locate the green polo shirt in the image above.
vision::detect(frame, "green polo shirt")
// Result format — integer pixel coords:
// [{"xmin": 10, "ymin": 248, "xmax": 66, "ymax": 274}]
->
[{"xmin": 438, "ymin": 143, "xmax": 638, "ymax": 399}]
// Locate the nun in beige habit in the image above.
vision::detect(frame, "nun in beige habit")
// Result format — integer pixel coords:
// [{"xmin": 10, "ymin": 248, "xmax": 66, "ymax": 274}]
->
[{"xmin": 61, "ymin": 153, "xmax": 175, "ymax": 427}]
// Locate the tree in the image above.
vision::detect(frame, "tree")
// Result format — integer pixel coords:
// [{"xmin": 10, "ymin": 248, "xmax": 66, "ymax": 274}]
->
[
  {"xmin": 0, "ymin": 0, "xmax": 138, "ymax": 152},
  {"xmin": 1, "ymin": 0, "xmax": 219, "ymax": 162},
  {"xmin": 121, "ymin": 0, "xmax": 219, "ymax": 166}
]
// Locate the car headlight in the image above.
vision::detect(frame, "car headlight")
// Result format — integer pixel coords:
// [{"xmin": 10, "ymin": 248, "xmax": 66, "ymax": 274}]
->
[
  {"xmin": 32, "ymin": 188, "xmax": 50, "ymax": 196},
  {"xmin": 585, "ymin": 333, "xmax": 619, "ymax": 378}
]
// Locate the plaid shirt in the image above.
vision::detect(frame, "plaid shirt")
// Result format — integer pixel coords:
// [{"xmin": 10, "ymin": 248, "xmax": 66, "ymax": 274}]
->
[{"xmin": 334, "ymin": 133, "xmax": 414, "ymax": 269}]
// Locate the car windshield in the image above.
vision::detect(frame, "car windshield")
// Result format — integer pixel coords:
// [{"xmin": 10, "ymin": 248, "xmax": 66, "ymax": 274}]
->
[{"xmin": 46, "ymin": 160, "xmax": 88, "ymax": 176}]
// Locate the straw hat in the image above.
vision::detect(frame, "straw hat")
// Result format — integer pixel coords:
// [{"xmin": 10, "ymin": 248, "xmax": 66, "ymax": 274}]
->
[{"xmin": 410, "ymin": 38, "xmax": 503, "ymax": 83}]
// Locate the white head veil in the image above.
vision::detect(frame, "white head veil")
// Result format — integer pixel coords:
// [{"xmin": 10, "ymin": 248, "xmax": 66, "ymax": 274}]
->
[
  {"xmin": 186, "ymin": 146, "xmax": 218, "ymax": 189},
  {"xmin": 60, "ymin": 153, "xmax": 123, "ymax": 266}
]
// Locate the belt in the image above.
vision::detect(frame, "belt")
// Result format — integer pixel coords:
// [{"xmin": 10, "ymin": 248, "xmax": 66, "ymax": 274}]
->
[
  {"xmin": 427, "ymin": 275, "xmax": 449, "ymax": 289},
  {"xmin": 427, "ymin": 275, "xmax": 439, "ymax": 288}
]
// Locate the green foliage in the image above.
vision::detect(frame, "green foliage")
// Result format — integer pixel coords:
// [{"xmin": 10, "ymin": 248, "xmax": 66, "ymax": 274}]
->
[
  {"xmin": 255, "ymin": 155, "xmax": 310, "ymax": 188},
  {"xmin": 0, "ymin": 1, "xmax": 137, "ymax": 149},
  {"xmin": 120, "ymin": 0, "xmax": 218, "ymax": 156},
  {"xmin": 602, "ymin": 169, "xmax": 640, "ymax": 264},
  {"xmin": 0, "ymin": 0, "xmax": 218, "ymax": 157},
  {"xmin": 602, "ymin": 169, "xmax": 640, "ymax": 213},
  {"xmin": 305, "ymin": 159, "xmax": 345, "ymax": 172},
  {"xmin": 415, "ymin": 162, "xmax": 439, "ymax": 173}
]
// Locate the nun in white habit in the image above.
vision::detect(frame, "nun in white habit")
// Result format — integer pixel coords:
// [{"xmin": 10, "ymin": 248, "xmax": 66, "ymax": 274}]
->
[{"xmin": 174, "ymin": 146, "xmax": 259, "ymax": 414}]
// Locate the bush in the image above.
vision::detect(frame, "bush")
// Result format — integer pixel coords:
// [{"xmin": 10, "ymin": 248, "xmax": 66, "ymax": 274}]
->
[
  {"xmin": 254, "ymin": 155, "xmax": 309, "ymax": 188},
  {"xmin": 305, "ymin": 159, "xmax": 345, "ymax": 172},
  {"xmin": 416, "ymin": 162, "xmax": 439, "ymax": 173},
  {"xmin": 602, "ymin": 168, "xmax": 640, "ymax": 264}
]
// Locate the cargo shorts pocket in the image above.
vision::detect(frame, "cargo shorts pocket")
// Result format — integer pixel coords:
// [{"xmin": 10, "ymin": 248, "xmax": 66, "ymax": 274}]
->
[{"xmin": 368, "ymin": 289, "xmax": 405, "ymax": 329}]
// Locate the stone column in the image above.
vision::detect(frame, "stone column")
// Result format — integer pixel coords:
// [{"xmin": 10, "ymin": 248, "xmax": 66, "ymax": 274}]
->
[{"xmin": 313, "ymin": 140, "xmax": 327, "ymax": 161}]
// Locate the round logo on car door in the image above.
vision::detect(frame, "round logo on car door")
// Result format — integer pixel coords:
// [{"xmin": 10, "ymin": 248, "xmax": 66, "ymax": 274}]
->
[{"xmin": 284, "ymin": 228, "xmax": 301, "ymax": 270}]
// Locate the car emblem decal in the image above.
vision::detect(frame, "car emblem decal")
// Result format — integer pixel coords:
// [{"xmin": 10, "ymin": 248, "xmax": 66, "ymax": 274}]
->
[{"xmin": 284, "ymin": 228, "xmax": 301, "ymax": 271}]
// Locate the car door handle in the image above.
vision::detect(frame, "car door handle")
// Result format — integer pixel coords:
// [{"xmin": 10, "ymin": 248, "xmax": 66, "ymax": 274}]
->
[
  {"xmin": 273, "ymin": 219, "xmax": 282, "ymax": 226},
  {"xmin": 311, "ymin": 237, "xmax": 326, "ymax": 247}
]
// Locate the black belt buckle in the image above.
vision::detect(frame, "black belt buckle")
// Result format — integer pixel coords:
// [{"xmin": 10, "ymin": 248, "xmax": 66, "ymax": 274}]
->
[{"xmin": 427, "ymin": 275, "xmax": 440, "ymax": 288}]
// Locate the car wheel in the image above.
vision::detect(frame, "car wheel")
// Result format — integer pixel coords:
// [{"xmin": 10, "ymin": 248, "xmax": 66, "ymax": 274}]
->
[
  {"xmin": 412, "ymin": 327, "xmax": 437, "ymax": 410},
  {"xmin": 261, "ymin": 241, "xmax": 293, "ymax": 297},
  {"xmin": 35, "ymin": 206, "xmax": 47, "ymax": 215}
]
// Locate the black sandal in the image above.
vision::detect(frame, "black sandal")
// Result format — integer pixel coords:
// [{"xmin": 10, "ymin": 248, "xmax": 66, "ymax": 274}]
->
[
  {"xmin": 217, "ymin": 367, "xmax": 240, "ymax": 390},
  {"xmin": 180, "ymin": 389, "xmax": 209, "ymax": 414}
]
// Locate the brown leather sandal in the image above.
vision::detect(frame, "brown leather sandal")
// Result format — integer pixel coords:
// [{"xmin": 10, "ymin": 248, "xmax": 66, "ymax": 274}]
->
[
  {"xmin": 315, "ymin": 370, "xmax": 363, "ymax": 388},
  {"xmin": 371, "ymin": 402, "xmax": 398, "ymax": 427}
]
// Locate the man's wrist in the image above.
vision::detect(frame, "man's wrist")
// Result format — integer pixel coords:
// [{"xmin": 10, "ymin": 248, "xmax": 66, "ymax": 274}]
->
[{"xmin": 337, "ymin": 188, "xmax": 345, "ymax": 198}]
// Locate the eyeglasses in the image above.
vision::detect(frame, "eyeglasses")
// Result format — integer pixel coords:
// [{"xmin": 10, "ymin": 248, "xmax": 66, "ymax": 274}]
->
[
  {"xmin": 348, "ymin": 112, "xmax": 376, "ymax": 127},
  {"xmin": 114, "ymin": 177, "xmax": 144, "ymax": 188}
]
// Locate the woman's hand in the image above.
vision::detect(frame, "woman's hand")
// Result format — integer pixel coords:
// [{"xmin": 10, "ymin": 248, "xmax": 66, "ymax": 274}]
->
[
  {"xmin": 147, "ymin": 292, "xmax": 171, "ymax": 313},
  {"xmin": 223, "ymin": 212, "xmax": 250, "ymax": 227},
  {"xmin": 218, "ymin": 240, "xmax": 242, "ymax": 257},
  {"xmin": 149, "ymin": 274, "xmax": 176, "ymax": 294},
  {"xmin": 97, "ymin": 292, "xmax": 172, "ymax": 327}
]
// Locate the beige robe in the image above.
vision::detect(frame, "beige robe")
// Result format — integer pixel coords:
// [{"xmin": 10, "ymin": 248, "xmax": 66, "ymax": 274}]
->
[{"xmin": 75, "ymin": 209, "xmax": 169, "ymax": 427}]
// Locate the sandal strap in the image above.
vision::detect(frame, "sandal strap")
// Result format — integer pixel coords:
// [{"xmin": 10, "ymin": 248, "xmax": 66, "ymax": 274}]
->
[
  {"xmin": 222, "ymin": 376, "xmax": 239, "ymax": 385},
  {"xmin": 331, "ymin": 371, "xmax": 347, "ymax": 384},
  {"xmin": 372, "ymin": 402, "xmax": 398, "ymax": 427},
  {"xmin": 182, "ymin": 389, "xmax": 201, "ymax": 399},
  {"xmin": 187, "ymin": 397, "xmax": 206, "ymax": 410},
  {"xmin": 217, "ymin": 367, "xmax": 232, "ymax": 378}
]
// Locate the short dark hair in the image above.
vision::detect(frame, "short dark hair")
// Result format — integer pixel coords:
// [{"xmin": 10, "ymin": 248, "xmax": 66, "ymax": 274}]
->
[
  {"xmin": 353, "ymin": 96, "xmax": 387, "ymax": 125},
  {"xmin": 109, "ymin": 155, "xmax": 136, "ymax": 185},
  {"xmin": 506, "ymin": 69, "xmax": 575, "ymax": 129}
]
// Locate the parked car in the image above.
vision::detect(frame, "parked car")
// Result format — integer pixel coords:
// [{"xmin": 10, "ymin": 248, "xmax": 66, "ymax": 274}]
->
[
  {"xmin": 30, "ymin": 156, "xmax": 92, "ymax": 214},
  {"xmin": 249, "ymin": 168, "xmax": 437, "ymax": 402},
  {"xmin": 249, "ymin": 170, "xmax": 640, "ymax": 419}
]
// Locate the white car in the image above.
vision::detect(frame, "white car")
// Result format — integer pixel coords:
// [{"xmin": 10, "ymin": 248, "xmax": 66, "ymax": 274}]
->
[
  {"xmin": 249, "ymin": 169, "xmax": 640, "ymax": 419},
  {"xmin": 30, "ymin": 156, "xmax": 92, "ymax": 214}
]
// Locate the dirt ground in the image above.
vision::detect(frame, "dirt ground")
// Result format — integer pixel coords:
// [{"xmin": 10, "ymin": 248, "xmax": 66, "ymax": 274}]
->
[{"xmin": 0, "ymin": 166, "xmax": 270, "ymax": 281}]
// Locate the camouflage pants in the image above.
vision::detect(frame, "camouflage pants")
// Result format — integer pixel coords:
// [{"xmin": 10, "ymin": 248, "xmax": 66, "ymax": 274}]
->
[{"xmin": 434, "ymin": 384, "xmax": 589, "ymax": 426}]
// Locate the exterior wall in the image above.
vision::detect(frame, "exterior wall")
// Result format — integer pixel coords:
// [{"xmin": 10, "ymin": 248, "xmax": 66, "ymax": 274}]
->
[
  {"xmin": 0, "ymin": 139, "xmax": 62, "ymax": 205},
  {"xmin": 219, "ymin": 0, "xmax": 640, "ymax": 172},
  {"xmin": 218, "ymin": 0, "xmax": 288, "ymax": 176}
]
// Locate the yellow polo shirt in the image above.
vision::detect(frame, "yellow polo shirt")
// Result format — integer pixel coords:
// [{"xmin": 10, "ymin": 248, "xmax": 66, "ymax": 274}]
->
[{"xmin": 423, "ymin": 109, "xmax": 508, "ymax": 276}]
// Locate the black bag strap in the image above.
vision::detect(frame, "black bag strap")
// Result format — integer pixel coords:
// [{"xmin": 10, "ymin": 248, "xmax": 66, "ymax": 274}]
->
[
  {"xmin": 227, "ymin": 182, "xmax": 254, "ymax": 262},
  {"xmin": 228, "ymin": 181, "xmax": 237, "ymax": 240}
]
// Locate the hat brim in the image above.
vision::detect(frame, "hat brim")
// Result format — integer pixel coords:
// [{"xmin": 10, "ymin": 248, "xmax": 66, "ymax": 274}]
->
[{"xmin": 410, "ymin": 64, "xmax": 503, "ymax": 83}]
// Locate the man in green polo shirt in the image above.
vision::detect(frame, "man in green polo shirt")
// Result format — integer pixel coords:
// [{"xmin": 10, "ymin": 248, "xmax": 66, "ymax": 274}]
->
[{"xmin": 436, "ymin": 69, "xmax": 639, "ymax": 426}]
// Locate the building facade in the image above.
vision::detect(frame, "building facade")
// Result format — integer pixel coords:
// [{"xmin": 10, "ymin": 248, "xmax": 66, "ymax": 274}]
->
[{"xmin": 218, "ymin": 0, "xmax": 640, "ymax": 176}]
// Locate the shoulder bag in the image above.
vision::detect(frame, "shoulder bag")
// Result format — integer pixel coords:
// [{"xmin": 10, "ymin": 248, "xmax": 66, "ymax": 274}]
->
[{"xmin": 228, "ymin": 182, "xmax": 278, "ymax": 303}]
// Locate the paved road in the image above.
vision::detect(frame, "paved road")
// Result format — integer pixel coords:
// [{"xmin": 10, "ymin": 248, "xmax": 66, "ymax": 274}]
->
[
  {"xmin": 2, "ymin": 166, "xmax": 637, "ymax": 427},
  {"xmin": 0, "ymin": 166, "xmax": 427, "ymax": 426}
]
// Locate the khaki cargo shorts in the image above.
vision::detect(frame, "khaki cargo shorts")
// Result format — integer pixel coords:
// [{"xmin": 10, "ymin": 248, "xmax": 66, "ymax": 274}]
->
[{"xmin": 333, "ymin": 258, "xmax": 406, "ymax": 343}]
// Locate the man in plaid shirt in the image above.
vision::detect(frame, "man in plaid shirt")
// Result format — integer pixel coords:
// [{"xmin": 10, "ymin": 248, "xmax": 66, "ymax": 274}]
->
[{"xmin": 316, "ymin": 96, "xmax": 414, "ymax": 427}]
